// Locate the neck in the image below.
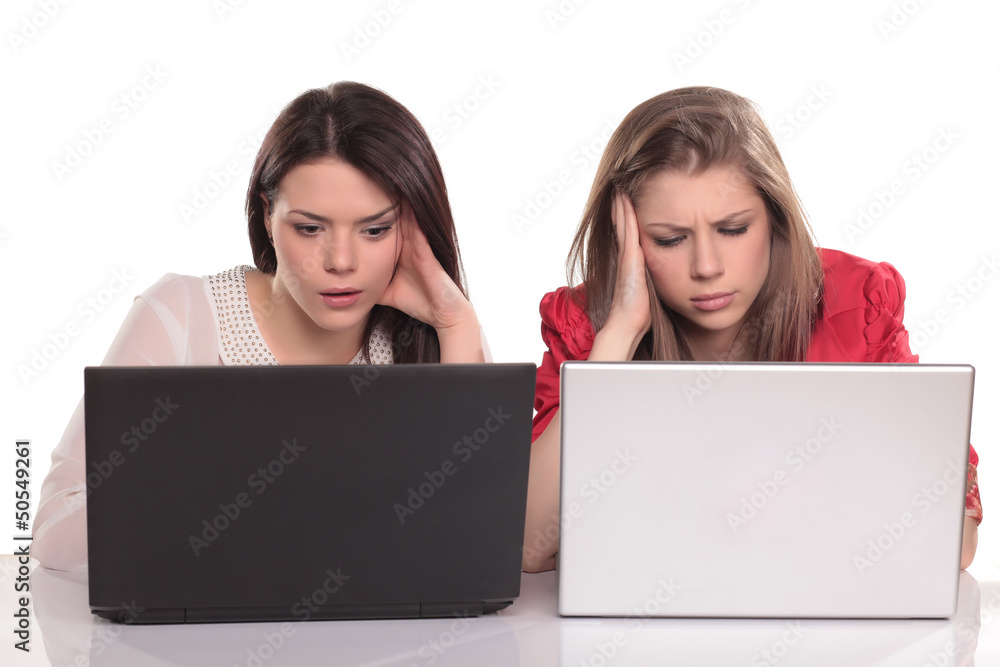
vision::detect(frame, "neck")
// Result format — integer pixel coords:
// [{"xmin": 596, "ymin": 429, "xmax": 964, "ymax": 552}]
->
[
  {"xmin": 248, "ymin": 270, "xmax": 368, "ymax": 365},
  {"xmin": 680, "ymin": 322, "xmax": 747, "ymax": 362}
]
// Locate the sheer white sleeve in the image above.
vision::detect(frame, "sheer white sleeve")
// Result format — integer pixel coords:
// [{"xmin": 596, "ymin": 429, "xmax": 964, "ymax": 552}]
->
[
  {"xmin": 32, "ymin": 275, "xmax": 218, "ymax": 571},
  {"xmin": 481, "ymin": 325, "xmax": 494, "ymax": 363}
]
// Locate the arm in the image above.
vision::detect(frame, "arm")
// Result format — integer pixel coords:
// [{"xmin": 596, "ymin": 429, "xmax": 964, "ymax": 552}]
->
[
  {"xmin": 522, "ymin": 411, "xmax": 560, "ymax": 572},
  {"xmin": 961, "ymin": 516, "xmax": 977, "ymax": 570},
  {"xmin": 522, "ymin": 193, "xmax": 649, "ymax": 572},
  {"xmin": 522, "ymin": 321, "xmax": 647, "ymax": 572},
  {"xmin": 32, "ymin": 290, "xmax": 185, "ymax": 571},
  {"xmin": 434, "ymin": 311, "xmax": 486, "ymax": 364},
  {"xmin": 376, "ymin": 206, "xmax": 485, "ymax": 364},
  {"xmin": 961, "ymin": 447, "xmax": 982, "ymax": 569},
  {"xmin": 862, "ymin": 261, "xmax": 981, "ymax": 569}
]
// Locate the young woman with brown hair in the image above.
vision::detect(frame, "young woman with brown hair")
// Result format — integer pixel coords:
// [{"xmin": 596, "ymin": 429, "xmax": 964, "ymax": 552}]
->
[
  {"xmin": 523, "ymin": 86, "xmax": 981, "ymax": 572},
  {"xmin": 34, "ymin": 81, "xmax": 489, "ymax": 571}
]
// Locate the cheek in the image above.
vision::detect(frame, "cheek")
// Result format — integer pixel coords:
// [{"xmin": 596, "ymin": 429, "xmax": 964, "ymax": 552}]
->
[
  {"xmin": 277, "ymin": 241, "xmax": 319, "ymax": 281},
  {"xmin": 751, "ymin": 234, "xmax": 771, "ymax": 284},
  {"xmin": 367, "ymin": 242, "xmax": 399, "ymax": 285},
  {"xmin": 642, "ymin": 248, "xmax": 683, "ymax": 305}
]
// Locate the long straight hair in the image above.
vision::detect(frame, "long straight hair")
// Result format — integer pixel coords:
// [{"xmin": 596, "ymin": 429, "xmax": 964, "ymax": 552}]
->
[
  {"xmin": 246, "ymin": 82, "xmax": 466, "ymax": 363},
  {"xmin": 568, "ymin": 87, "xmax": 824, "ymax": 361}
]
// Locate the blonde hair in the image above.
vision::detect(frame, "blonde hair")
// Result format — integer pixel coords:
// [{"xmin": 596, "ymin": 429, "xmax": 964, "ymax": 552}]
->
[{"xmin": 567, "ymin": 86, "xmax": 824, "ymax": 361}]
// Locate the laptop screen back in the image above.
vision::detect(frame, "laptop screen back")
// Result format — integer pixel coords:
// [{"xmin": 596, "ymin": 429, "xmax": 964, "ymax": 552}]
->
[
  {"xmin": 85, "ymin": 363, "xmax": 535, "ymax": 623},
  {"xmin": 558, "ymin": 362, "xmax": 973, "ymax": 618}
]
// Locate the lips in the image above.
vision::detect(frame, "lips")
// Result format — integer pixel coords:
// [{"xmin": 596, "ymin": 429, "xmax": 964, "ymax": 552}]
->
[
  {"xmin": 690, "ymin": 292, "xmax": 735, "ymax": 312},
  {"xmin": 320, "ymin": 288, "xmax": 362, "ymax": 307}
]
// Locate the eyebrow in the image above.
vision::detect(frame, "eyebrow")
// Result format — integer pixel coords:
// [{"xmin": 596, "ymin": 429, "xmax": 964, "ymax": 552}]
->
[
  {"xmin": 645, "ymin": 209, "xmax": 754, "ymax": 230},
  {"xmin": 287, "ymin": 204, "xmax": 397, "ymax": 225}
]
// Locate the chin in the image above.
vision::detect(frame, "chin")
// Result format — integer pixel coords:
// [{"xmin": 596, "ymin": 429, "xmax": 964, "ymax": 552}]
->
[
  {"xmin": 681, "ymin": 311, "xmax": 748, "ymax": 336},
  {"xmin": 313, "ymin": 312, "xmax": 369, "ymax": 333}
]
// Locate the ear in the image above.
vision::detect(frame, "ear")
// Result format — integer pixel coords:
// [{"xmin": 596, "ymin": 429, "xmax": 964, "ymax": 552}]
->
[{"xmin": 260, "ymin": 193, "xmax": 272, "ymax": 234}]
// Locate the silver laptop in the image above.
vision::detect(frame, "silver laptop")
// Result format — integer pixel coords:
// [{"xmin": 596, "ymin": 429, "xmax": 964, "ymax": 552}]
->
[{"xmin": 557, "ymin": 362, "xmax": 974, "ymax": 619}]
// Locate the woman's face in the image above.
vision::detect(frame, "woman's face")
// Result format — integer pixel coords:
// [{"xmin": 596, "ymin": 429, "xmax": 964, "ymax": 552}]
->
[
  {"xmin": 634, "ymin": 164, "xmax": 772, "ymax": 352},
  {"xmin": 264, "ymin": 157, "xmax": 401, "ymax": 336}
]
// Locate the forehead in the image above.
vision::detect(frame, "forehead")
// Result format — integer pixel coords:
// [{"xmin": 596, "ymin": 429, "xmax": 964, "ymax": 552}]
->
[
  {"xmin": 637, "ymin": 165, "xmax": 762, "ymax": 218},
  {"xmin": 274, "ymin": 158, "xmax": 390, "ymax": 210}
]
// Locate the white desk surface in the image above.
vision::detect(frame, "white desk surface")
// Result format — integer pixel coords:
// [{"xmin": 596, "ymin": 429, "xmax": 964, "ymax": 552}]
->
[{"xmin": 3, "ymin": 556, "xmax": 1000, "ymax": 666}]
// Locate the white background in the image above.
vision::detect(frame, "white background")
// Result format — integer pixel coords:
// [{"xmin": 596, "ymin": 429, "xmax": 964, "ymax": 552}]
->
[{"xmin": 2, "ymin": 0, "xmax": 997, "ymax": 568}]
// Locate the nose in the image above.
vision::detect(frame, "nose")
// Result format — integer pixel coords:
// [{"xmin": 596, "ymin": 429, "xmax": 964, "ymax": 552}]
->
[
  {"xmin": 691, "ymin": 234, "xmax": 724, "ymax": 280},
  {"xmin": 322, "ymin": 232, "xmax": 357, "ymax": 273}
]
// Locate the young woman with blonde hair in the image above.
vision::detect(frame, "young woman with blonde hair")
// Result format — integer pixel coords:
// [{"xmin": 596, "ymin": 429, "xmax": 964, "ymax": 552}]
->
[{"xmin": 523, "ymin": 86, "xmax": 981, "ymax": 572}]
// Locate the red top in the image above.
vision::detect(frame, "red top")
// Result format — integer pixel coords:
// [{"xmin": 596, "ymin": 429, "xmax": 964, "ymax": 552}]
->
[{"xmin": 531, "ymin": 247, "xmax": 982, "ymax": 524}]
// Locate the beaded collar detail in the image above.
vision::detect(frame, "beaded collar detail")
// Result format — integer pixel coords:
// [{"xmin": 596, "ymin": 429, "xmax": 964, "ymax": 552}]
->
[{"xmin": 205, "ymin": 265, "xmax": 393, "ymax": 366}]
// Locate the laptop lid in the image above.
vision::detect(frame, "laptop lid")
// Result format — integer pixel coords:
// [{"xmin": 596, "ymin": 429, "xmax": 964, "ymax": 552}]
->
[
  {"xmin": 558, "ymin": 362, "xmax": 974, "ymax": 619},
  {"xmin": 84, "ymin": 363, "xmax": 535, "ymax": 623}
]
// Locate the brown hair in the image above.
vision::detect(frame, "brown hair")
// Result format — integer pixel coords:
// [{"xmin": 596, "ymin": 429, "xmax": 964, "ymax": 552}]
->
[
  {"xmin": 567, "ymin": 86, "xmax": 824, "ymax": 361},
  {"xmin": 246, "ymin": 81, "xmax": 466, "ymax": 363}
]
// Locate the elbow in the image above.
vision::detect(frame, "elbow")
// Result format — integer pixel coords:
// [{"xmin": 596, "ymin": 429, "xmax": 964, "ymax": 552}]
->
[
  {"xmin": 960, "ymin": 546, "xmax": 976, "ymax": 570},
  {"xmin": 32, "ymin": 532, "xmax": 88, "ymax": 573},
  {"xmin": 521, "ymin": 548, "xmax": 557, "ymax": 573},
  {"xmin": 31, "ymin": 496, "xmax": 90, "ymax": 573}
]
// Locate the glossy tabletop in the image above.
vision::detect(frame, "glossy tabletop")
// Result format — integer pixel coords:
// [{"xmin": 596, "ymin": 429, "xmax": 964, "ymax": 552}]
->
[{"xmin": 4, "ymin": 556, "xmax": 1000, "ymax": 666}]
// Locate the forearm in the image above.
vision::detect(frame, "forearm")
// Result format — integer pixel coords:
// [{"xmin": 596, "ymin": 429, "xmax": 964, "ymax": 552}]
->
[
  {"xmin": 589, "ymin": 321, "xmax": 643, "ymax": 362},
  {"xmin": 522, "ymin": 412, "xmax": 561, "ymax": 572},
  {"xmin": 960, "ymin": 516, "xmax": 978, "ymax": 570},
  {"xmin": 521, "ymin": 323, "xmax": 642, "ymax": 572},
  {"xmin": 435, "ymin": 313, "xmax": 485, "ymax": 363},
  {"xmin": 33, "ymin": 490, "xmax": 88, "ymax": 572}
]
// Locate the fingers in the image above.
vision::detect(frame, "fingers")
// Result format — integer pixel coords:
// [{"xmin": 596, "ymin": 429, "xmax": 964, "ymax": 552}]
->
[
  {"xmin": 621, "ymin": 192, "xmax": 640, "ymax": 255},
  {"xmin": 400, "ymin": 203, "xmax": 439, "ymax": 263},
  {"xmin": 612, "ymin": 190, "xmax": 625, "ymax": 255},
  {"xmin": 398, "ymin": 202, "xmax": 413, "ymax": 249},
  {"xmin": 614, "ymin": 191, "xmax": 642, "ymax": 273}
]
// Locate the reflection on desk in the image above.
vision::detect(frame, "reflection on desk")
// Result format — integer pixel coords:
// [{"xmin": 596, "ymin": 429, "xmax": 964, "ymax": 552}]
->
[{"xmin": 5, "ymin": 556, "xmax": 990, "ymax": 666}]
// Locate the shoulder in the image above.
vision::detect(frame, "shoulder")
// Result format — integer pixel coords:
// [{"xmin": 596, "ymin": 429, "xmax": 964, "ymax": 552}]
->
[
  {"xmin": 136, "ymin": 268, "xmax": 229, "ymax": 343},
  {"xmin": 818, "ymin": 247, "xmax": 908, "ymax": 317},
  {"xmin": 538, "ymin": 284, "xmax": 595, "ymax": 360},
  {"xmin": 810, "ymin": 248, "xmax": 914, "ymax": 362},
  {"xmin": 133, "ymin": 271, "xmax": 208, "ymax": 304}
]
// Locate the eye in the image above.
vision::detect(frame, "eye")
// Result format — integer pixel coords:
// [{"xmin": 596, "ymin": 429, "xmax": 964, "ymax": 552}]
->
[
  {"xmin": 362, "ymin": 224, "xmax": 393, "ymax": 240},
  {"xmin": 720, "ymin": 225, "xmax": 750, "ymax": 237},
  {"xmin": 293, "ymin": 224, "xmax": 322, "ymax": 237},
  {"xmin": 654, "ymin": 235, "xmax": 684, "ymax": 248}
]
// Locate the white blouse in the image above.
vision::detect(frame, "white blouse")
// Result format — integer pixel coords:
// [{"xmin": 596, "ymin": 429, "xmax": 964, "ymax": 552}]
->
[{"xmin": 33, "ymin": 265, "xmax": 401, "ymax": 572}]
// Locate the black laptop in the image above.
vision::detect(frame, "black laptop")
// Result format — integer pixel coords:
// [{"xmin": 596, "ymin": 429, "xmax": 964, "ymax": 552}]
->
[{"xmin": 84, "ymin": 363, "xmax": 535, "ymax": 624}]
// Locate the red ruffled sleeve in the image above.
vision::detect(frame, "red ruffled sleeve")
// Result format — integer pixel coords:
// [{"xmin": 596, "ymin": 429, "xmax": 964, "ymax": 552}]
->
[
  {"xmin": 861, "ymin": 261, "xmax": 918, "ymax": 363},
  {"xmin": 859, "ymin": 258, "xmax": 982, "ymax": 524},
  {"xmin": 968, "ymin": 444, "xmax": 983, "ymax": 525},
  {"xmin": 532, "ymin": 286, "xmax": 595, "ymax": 442}
]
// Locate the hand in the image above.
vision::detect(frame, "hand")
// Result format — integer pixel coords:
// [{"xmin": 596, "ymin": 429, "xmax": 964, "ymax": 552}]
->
[
  {"xmin": 604, "ymin": 191, "xmax": 652, "ymax": 350},
  {"xmin": 376, "ymin": 205, "xmax": 475, "ymax": 334}
]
